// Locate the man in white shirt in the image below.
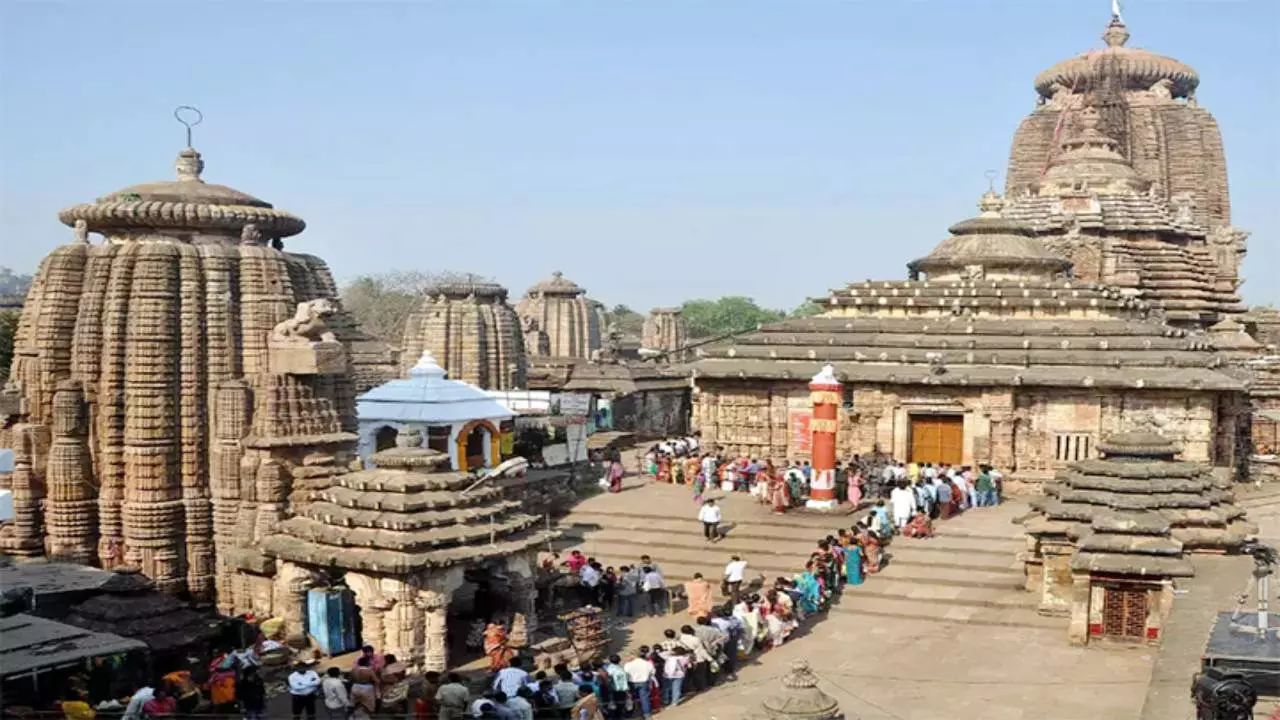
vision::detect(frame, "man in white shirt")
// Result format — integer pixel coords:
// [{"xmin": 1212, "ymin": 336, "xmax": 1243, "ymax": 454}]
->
[
  {"xmin": 642, "ymin": 566, "xmax": 666, "ymax": 616},
  {"xmin": 722, "ymin": 555, "xmax": 748, "ymax": 602},
  {"xmin": 580, "ymin": 562, "xmax": 602, "ymax": 607},
  {"xmin": 889, "ymin": 483, "xmax": 916, "ymax": 530},
  {"xmin": 698, "ymin": 500, "xmax": 722, "ymax": 543},
  {"xmin": 623, "ymin": 647, "xmax": 657, "ymax": 718},
  {"xmin": 492, "ymin": 657, "xmax": 531, "ymax": 698},
  {"xmin": 287, "ymin": 661, "xmax": 321, "ymax": 720}
]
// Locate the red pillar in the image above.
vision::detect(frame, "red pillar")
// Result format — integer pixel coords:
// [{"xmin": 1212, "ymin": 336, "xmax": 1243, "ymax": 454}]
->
[{"xmin": 807, "ymin": 364, "xmax": 841, "ymax": 510}]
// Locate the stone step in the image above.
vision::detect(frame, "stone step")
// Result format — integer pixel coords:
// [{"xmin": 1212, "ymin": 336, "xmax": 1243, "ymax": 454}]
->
[
  {"xmin": 554, "ymin": 528, "xmax": 1021, "ymax": 572},
  {"xmin": 848, "ymin": 582, "xmax": 1035, "ymax": 610},
  {"xmin": 827, "ymin": 593, "xmax": 1060, "ymax": 631},
  {"xmin": 557, "ymin": 512, "xmax": 1023, "ymax": 555},
  {"xmin": 563, "ymin": 505, "xmax": 860, "ymax": 531}
]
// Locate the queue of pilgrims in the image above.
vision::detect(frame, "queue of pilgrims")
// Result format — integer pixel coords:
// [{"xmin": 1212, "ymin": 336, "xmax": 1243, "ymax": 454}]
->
[
  {"xmin": 642, "ymin": 442, "xmax": 1004, "ymax": 528},
  {"xmin": 431, "ymin": 541, "xmax": 866, "ymax": 719}
]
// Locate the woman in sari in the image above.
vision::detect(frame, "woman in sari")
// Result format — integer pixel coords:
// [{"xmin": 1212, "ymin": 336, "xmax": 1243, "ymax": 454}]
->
[
  {"xmin": 686, "ymin": 574, "xmax": 714, "ymax": 620},
  {"xmin": 795, "ymin": 564, "xmax": 823, "ymax": 615},
  {"xmin": 733, "ymin": 597, "xmax": 763, "ymax": 655},
  {"xmin": 848, "ymin": 471, "xmax": 864, "ymax": 506},
  {"xmin": 904, "ymin": 511, "xmax": 935, "ymax": 538},
  {"xmin": 691, "ymin": 469, "xmax": 707, "ymax": 503},
  {"xmin": 854, "ymin": 523, "xmax": 882, "ymax": 574},
  {"xmin": 769, "ymin": 474, "xmax": 791, "ymax": 514},
  {"xmin": 607, "ymin": 459, "xmax": 625, "ymax": 493},
  {"xmin": 484, "ymin": 622, "xmax": 514, "ymax": 672},
  {"xmin": 683, "ymin": 457, "xmax": 701, "ymax": 487},
  {"xmin": 656, "ymin": 456, "xmax": 672, "ymax": 484},
  {"xmin": 845, "ymin": 537, "xmax": 865, "ymax": 586}
]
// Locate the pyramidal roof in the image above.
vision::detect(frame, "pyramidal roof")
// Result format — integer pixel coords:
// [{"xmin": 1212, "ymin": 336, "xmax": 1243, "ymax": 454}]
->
[{"xmin": 357, "ymin": 351, "xmax": 514, "ymax": 424}]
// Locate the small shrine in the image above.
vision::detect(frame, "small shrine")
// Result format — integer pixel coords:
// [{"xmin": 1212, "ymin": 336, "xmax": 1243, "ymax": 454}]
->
[
  {"xmin": 1022, "ymin": 431, "xmax": 1253, "ymax": 645},
  {"xmin": 262, "ymin": 430, "xmax": 555, "ymax": 670},
  {"xmin": 753, "ymin": 660, "xmax": 843, "ymax": 720},
  {"xmin": 356, "ymin": 351, "xmax": 514, "ymax": 472}
]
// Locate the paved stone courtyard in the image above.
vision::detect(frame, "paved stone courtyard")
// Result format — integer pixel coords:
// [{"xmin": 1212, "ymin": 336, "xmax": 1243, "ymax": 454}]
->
[{"xmin": 556, "ymin": 478, "xmax": 1159, "ymax": 719}]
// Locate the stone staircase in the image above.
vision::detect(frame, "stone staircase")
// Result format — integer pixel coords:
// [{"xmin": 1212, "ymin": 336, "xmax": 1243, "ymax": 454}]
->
[{"xmin": 551, "ymin": 492, "xmax": 1060, "ymax": 632}]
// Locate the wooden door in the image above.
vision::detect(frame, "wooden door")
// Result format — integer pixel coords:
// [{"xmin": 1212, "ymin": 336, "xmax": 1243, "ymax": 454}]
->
[
  {"xmin": 1101, "ymin": 586, "xmax": 1147, "ymax": 639},
  {"xmin": 909, "ymin": 415, "xmax": 964, "ymax": 466}
]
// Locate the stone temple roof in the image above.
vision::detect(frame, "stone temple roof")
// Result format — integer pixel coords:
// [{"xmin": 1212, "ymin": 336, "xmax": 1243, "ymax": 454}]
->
[
  {"xmin": 57, "ymin": 147, "xmax": 306, "ymax": 238},
  {"xmin": 1025, "ymin": 431, "xmax": 1252, "ymax": 565},
  {"xmin": 1034, "ymin": 16, "xmax": 1199, "ymax": 100},
  {"xmin": 690, "ymin": 309, "xmax": 1245, "ymax": 392},
  {"xmin": 423, "ymin": 277, "xmax": 509, "ymax": 300},
  {"xmin": 909, "ymin": 191, "xmax": 1071, "ymax": 277},
  {"xmin": 357, "ymin": 351, "xmax": 514, "ymax": 425},
  {"xmin": 526, "ymin": 271, "xmax": 586, "ymax": 297},
  {"xmin": 262, "ymin": 445, "xmax": 554, "ymax": 574}
]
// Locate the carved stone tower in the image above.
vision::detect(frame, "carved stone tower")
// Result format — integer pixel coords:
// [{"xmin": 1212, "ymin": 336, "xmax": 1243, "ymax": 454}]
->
[
  {"xmin": 0, "ymin": 134, "xmax": 357, "ymax": 603},
  {"xmin": 642, "ymin": 307, "xmax": 687, "ymax": 354},
  {"xmin": 515, "ymin": 272, "xmax": 602, "ymax": 359},
  {"xmin": 400, "ymin": 278, "xmax": 528, "ymax": 389}
]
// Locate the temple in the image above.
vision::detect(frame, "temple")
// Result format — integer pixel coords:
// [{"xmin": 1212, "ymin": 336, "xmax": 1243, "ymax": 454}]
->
[
  {"xmin": 516, "ymin": 272, "xmax": 605, "ymax": 360},
  {"xmin": 399, "ymin": 277, "xmax": 528, "ymax": 390},
  {"xmin": 0, "ymin": 141, "xmax": 360, "ymax": 603},
  {"xmin": 1021, "ymin": 431, "xmax": 1250, "ymax": 644},
  {"xmin": 687, "ymin": 10, "xmax": 1262, "ymax": 486}
]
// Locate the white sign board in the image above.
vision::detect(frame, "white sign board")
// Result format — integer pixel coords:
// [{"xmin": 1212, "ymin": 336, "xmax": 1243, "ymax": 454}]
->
[{"xmin": 556, "ymin": 393, "xmax": 591, "ymax": 417}]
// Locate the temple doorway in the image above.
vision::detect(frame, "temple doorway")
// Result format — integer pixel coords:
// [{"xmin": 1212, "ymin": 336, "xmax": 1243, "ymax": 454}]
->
[
  {"xmin": 374, "ymin": 426, "xmax": 399, "ymax": 452},
  {"xmin": 909, "ymin": 414, "xmax": 963, "ymax": 466},
  {"xmin": 447, "ymin": 566, "xmax": 517, "ymax": 666},
  {"xmin": 1101, "ymin": 584, "xmax": 1148, "ymax": 639},
  {"xmin": 456, "ymin": 421, "xmax": 496, "ymax": 472}
]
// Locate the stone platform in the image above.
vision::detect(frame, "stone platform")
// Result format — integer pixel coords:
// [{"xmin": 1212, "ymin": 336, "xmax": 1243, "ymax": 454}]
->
[{"xmin": 552, "ymin": 477, "xmax": 1157, "ymax": 719}]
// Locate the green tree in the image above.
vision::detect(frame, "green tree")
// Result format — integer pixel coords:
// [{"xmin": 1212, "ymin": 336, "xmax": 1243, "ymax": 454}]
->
[
  {"xmin": 0, "ymin": 309, "xmax": 18, "ymax": 383},
  {"xmin": 606, "ymin": 304, "xmax": 645, "ymax": 338},
  {"xmin": 680, "ymin": 296, "xmax": 786, "ymax": 339},
  {"xmin": 340, "ymin": 270, "xmax": 491, "ymax": 344},
  {"xmin": 789, "ymin": 299, "xmax": 826, "ymax": 318}
]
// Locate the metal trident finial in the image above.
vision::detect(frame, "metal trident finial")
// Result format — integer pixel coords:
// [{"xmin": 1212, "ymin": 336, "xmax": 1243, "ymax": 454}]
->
[
  {"xmin": 984, "ymin": 169, "xmax": 997, "ymax": 192},
  {"xmin": 174, "ymin": 106, "xmax": 204, "ymax": 148}
]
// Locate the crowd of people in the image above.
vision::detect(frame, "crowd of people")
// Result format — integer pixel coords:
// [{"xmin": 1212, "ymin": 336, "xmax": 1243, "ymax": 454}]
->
[
  {"xmin": 645, "ymin": 442, "xmax": 1005, "ymax": 520},
  {"xmin": 442, "ymin": 540, "xmax": 870, "ymax": 719}
]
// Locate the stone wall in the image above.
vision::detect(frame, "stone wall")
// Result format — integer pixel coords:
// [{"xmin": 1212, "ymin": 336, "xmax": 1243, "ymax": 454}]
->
[
  {"xmin": 693, "ymin": 378, "xmax": 1236, "ymax": 486},
  {"xmin": 612, "ymin": 389, "xmax": 690, "ymax": 438}
]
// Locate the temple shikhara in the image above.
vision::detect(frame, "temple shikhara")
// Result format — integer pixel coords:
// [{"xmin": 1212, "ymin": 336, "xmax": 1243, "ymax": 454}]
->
[{"xmin": 689, "ymin": 11, "xmax": 1272, "ymax": 487}]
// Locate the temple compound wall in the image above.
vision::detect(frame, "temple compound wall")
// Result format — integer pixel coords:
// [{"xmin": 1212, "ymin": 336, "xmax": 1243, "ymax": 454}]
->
[{"xmin": 692, "ymin": 378, "xmax": 1234, "ymax": 486}]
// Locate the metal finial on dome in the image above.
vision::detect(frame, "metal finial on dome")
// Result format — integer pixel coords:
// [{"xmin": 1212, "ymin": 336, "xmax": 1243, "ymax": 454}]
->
[
  {"xmin": 1102, "ymin": 8, "xmax": 1130, "ymax": 48},
  {"xmin": 173, "ymin": 105, "xmax": 203, "ymax": 149}
]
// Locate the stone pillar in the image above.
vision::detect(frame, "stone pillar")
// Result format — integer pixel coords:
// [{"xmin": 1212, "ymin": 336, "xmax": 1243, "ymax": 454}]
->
[
  {"xmin": 507, "ymin": 553, "xmax": 539, "ymax": 649},
  {"xmin": 1067, "ymin": 570, "xmax": 1093, "ymax": 647},
  {"xmin": 1038, "ymin": 539, "xmax": 1075, "ymax": 616},
  {"xmin": 211, "ymin": 380, "xmax": 251, "ymax": 614},
  {"xmin": 0, "ymin": 424, "xmax": 48, "ymax": 557},
  {"xmin": 421, "ymin": 590, "xmax": 450, "ymax": 672},
  {"xmin": 273, "ymin": 562, "xmax": 316, "ymax": 644},
  {"xmin": 45, "ymin": 380, "xmax": 98, "ymax": 564},
  {"xmin": 806, "ymin": 365, "xmax": 841, "ymax": 510}
]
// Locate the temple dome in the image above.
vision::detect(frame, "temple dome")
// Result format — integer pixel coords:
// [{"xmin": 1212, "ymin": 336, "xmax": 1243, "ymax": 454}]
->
[
  {"xmin": 908, "ymin": 190, "xmax": 1070, "ymax": 281},
  {"xmin": 526, "ymin": 271, "xmax": 586, "ymax": 296},
  {"xmin": 1034, "ymin": 17, "xmax": 1199, "ymax": 100},
  {"xmin": 1039, "ymin": 107, "xmax": 1144, "ymax": 191},
  {"xmin": 57, "ymin": 147, "xmax": 306, "ymax": 239}
]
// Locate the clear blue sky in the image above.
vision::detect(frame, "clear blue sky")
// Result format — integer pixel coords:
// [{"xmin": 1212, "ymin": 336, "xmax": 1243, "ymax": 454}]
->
[{"xmin": 1, "ymin": 1, "xmax": 1276, "ymax": 312}]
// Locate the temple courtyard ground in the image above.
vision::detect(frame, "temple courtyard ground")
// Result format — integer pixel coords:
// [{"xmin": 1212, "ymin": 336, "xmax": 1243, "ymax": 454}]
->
[{"xmin": 554, "ymin": 476, "xmax": 1279, "ymax": 720}]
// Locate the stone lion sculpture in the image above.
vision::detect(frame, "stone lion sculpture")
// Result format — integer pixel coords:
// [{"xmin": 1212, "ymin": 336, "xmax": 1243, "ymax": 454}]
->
[{"xmin": 272, "ymin": 298, "xmax": 339, "ymax": 344}]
